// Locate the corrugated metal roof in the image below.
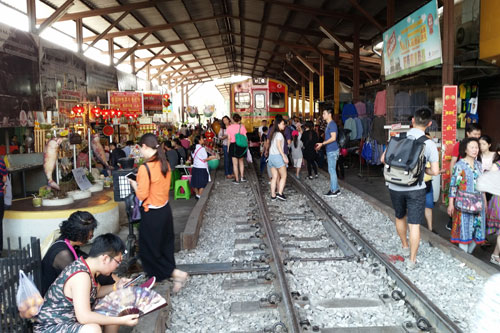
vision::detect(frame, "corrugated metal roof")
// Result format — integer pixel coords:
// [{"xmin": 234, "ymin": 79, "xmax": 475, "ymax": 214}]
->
[{"xmin": 35, "ymin": 0, "xmax": 431, "ymax": 88}]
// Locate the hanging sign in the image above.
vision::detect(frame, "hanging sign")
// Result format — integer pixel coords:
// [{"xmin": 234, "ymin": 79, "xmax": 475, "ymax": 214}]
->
[
  {"xmin": 143, "ymin": 93, "xmax": 162, "ymax": 112},
  {"xmin": 108, "ymin": 91, "xmax": 143, "ymax": 115},
  {"xmin": 102, "ymin": 125, "xmax": 114, "ymax": 136},
  {"xmin": 441, "ymin": 85, "xmax": 458, "ymax": 200},
  {"xmin": 382, "ymin": 0, "xmax": 442, "ymax": 80}
]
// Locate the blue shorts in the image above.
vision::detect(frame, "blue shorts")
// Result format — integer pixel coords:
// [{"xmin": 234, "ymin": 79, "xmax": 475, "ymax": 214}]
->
[{"xmin": 268, "ymin": 154, "xmax": 285, "ymax": 169}]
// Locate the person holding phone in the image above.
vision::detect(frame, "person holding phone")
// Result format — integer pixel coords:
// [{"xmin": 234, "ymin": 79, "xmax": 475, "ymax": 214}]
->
[{"xmin": 128, "ymin": 134, "xmax": 188, "ymax": 293}]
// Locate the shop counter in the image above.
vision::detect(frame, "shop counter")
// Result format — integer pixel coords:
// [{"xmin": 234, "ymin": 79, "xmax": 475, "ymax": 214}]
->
[{"xmin": 2, "ymin": 191, "xmax": 119, "ymax": 250}]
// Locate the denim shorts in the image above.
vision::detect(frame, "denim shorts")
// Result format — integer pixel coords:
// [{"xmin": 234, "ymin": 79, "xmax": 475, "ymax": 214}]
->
[
  {"xmin": 268, "ymin": 154, "xmax": 285, "ymax": 169},
  {"xmin": 389, "ymin": 188, "xmax": 426, "ymax": 224}
]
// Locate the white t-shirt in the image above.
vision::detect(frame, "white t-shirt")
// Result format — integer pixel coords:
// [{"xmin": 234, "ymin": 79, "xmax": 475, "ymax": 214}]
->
[
  {"xmin": 270, "ymin": 132, "xmax": 284, "ymax": 155},
  {"xmin": 192, "ymin": 144, "xmax": 208, "ymax": 169}
]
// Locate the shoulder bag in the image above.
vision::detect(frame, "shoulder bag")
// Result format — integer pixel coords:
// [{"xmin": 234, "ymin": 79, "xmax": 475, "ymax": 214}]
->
[
  {"xmin": 454, "ymin": 189, "xmax": 483, "ymax": 214},
  {"xmin": 235, "ymin": 124, "xmax": 248, "ymax": 148}
]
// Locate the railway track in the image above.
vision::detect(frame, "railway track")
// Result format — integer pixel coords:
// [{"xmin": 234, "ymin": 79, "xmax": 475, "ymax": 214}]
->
[{"xmin": 167, "ymin": 164, "xmax": 463, "ymax": 332}]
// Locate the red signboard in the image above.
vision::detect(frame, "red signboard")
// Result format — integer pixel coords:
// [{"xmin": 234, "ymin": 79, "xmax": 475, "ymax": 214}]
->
[
  {"xmin": 441, "ymin": 85, "xmax": 458, "ymax": 199},
  {"xmin": 108, "ymin": 91, "xmax": 143, "ymax": 114},
  {"xmin": 143, "ymin": 93, "xmax": 162, "ymax": 112}
]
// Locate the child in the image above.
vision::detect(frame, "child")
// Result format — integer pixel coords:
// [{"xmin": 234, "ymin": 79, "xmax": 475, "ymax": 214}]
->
[
  {"xmin": 290, "ymin": 130, "xmax": 303, "ymax": 179},
  {"xmin": 260, "ymin": 126, "xmax": 268, "ymax": 175},
  {"xmin": 190, "ymin": 135, "xmax": 217, "ymax": 199}
]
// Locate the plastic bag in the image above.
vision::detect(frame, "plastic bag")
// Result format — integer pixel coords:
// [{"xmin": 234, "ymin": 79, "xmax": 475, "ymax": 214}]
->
[
  {"xmin": 246, "ymin": 149, "xmax": 253, "ymax": 163},
  {"xmin": 16, "ymin": 270, "xmax": 44, "ymax": 319}
]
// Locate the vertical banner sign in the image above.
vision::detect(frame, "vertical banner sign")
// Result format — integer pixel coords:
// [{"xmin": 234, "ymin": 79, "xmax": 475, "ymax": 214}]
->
[{"xmin": 441, "ymin": 85, "xmax": 458, "ymax": 200}]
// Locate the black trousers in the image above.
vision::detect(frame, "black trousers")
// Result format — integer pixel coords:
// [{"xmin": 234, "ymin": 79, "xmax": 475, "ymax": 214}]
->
[
  {"xmin": 0, "ymin": 197, "xmax": 4, "ymax": 252},
  {"xmin": 305, "ymin": 156, "xmax": 318, "ymax": 177},
  {"xmin": 139, "ymin": 203, "xmax": 176, "ymax": 281}
]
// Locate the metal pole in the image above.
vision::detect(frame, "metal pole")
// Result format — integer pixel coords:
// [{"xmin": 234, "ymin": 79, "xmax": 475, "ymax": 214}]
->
[
  {"xmin": 88, "ymin": 128, "xmax": 92, "ymax": 171},
  {"xmin": 73, "ymin": 145, "xmax": 77, "ymax": 169},
  {"xmin": 54, "ymin": 129, "xmax": 59, "ymax": 186}
]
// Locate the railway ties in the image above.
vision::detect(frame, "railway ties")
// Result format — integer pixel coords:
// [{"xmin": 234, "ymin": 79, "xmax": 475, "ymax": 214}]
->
[{"xmin": 167, "ymin": 165, "xmax": 461, "ymax": 332}]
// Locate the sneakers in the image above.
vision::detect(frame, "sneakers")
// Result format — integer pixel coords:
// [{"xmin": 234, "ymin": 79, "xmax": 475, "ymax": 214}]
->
[
  {"xmin": 240, "ymin": 177, "xmax": 248, "ymax": 183},
  {"xmin": 232, "ymin": 179, "xmax": 240, "ymax": 184},
  {"xmin": 406, "ymin": 259, "xmax": 417, "ymax": 270},
  {"xmin": 324, "ymin": 190, "xmax": 340, "ymax": 197},
  {"xmin": 315, "ymin": 174, "xmax": 319, "ymax": 178},
  {"xmin": 308, "ymin": 176, "xmax": 313, "ymax": 180},
  {"xmin": 445, "ymin": 221, "xmax": 452, "ymax": 231},
  {"xmin": 401, "ymin": 247, "xmax": 410, "ymax": 258},
  {"xmin": 271, "ymin": 196, "xmax": 277, "ymax": 201},
  {"xmin": 490, "ymin": 254, "xmax": 500, "ymax": 266},
  {"xmin": 276, "ymin": 193, "xmax": 287, "ymax": 201}
]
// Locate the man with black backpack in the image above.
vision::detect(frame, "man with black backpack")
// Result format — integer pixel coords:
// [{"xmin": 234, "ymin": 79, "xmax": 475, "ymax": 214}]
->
[{"xmin": 381, "ymin": 107, "xmax": 440, "ymax": 269}]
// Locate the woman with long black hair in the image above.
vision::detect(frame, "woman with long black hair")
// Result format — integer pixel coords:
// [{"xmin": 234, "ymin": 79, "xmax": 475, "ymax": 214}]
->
[
  {"xmin": 129, "ymin": 133, "xmax": 188, "ymax": 292},
  {"xmin": 190, "ymin": 135, "xmax": 217, "ymax": 199},
  {"xmin": 301, "ymin": 121, "xmax": 319, "ymax": 179},
  {"xmin": 218, "ymin": 116, "xmax": 233, "ymax": 179}
]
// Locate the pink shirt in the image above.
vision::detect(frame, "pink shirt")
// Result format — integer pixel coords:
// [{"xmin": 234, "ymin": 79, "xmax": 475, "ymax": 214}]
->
[
  {"xmin": 374, "ymin": 90, "xmax": 386, "ymax": 116},
  {"xmin": 226, "ymin": 123, "xmax": 247, "ymax": 143}
]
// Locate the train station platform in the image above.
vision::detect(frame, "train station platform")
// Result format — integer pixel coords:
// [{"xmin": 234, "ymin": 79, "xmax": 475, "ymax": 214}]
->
[{"xmin": 337, "ymin": 164, "xmax": 500, "ymax": 271}]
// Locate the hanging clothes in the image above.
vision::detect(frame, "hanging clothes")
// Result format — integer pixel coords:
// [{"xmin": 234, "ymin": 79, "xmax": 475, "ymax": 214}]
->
[
  {"xmin": 361, "ymin": 117, "xmax": 372, "ymax": 139},
  {"xmin": 371, "ymin": 116, "xmax": 386, "ymax": 144},
  {"xmin": 366, "ymin": 100, "xmax": 374, "ymax": 117},
  {"xmin": 354, "ymin": 102, "xmax": 366, "ymax": 118},
  {"xmin": 394, "ymin": 91, "xmax": 412, "ymax": 119},
  {"xmin": 410, "ymin": 91, "xmax": 428, "ymax": 114},
  {"xmin": 341, "ymin": 103, "xmax": 358, "ymax": 123},
  {"xmin": 354, "ymin": 117, "xmax": 363, "ymax": 140},
  {"xmin": 374, "ymin": 90, "xmax": 387, "ymax": 116},
  {"xmin": 344, "ymin": 118, "xmax": 357, "ymax": 140}
]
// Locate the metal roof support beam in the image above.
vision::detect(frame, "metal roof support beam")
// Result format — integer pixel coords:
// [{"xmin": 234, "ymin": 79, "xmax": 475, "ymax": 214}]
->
[
  {"xmin": 130, "ymin": 54, "xmax": 135, "ymax": 74},
  {"xmin": 302, "ymin": 35, "xmax": 334, "ymax": 66},
  {"xmin": 135, "ymin": 46, "xmax": 168, "ymax": 74},
  {"xmin": 290, "ymin": 49, "xmax": 319, "ymax": 75},
  {"xmin": 82, "ymin": 15, "xmax": 226, "ymax": 43},
  {"xmin": 347, "ymin": 0, "xmax": 385, "ymax": 32},
  {"xmin": 26, "ymin": 0, "xmax": 36, "ymax": 34},
  {"xmin": 37, "ymin": 0, "xmax": 75, "ymax": 35},
  {"xmin": 251, "ymin": 2, "xmax": 271, "ymax": 77},
  {"xmin": 260, "ymin": 0, "xmax": 359, "ymax": 21},
  {"xmin": 285, "ymin": 60, "xmax": 309, "ymax": 82},
  {"xmin": 85, "ymin": 11, "xmax": 130, "ymax": 51},
  {"xmin": 36, "ymin": 0, "xmax": 164, "ymax": 24},
  {"xmin": 108, "ymin": 38, "xmax": 114, "ymax": 65},
  {"xmin": 314, "ymin": 18, "xmax": 353, "ymax": 54},
  {"xmin": 151, "ymin": 57, "xmax": 178, "ymax": 81},
  {"xmin": 116, "ymin": 32, "xmax": 152, "ymax": 66}
]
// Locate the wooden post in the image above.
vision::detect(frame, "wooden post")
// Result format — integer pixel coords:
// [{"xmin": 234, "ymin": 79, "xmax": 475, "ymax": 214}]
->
[
  {"xmin": 301, "ymin": 78, "xmax": 306, "ymax": 120},
  {"xmin": 387, "ymin": 0, "xmax": 395, "ymax": 28},
  {"xmin": 76, "ymin": 18, "xmax": 83, "ymax": 53},
  {"xmin": 27, "ymin": 0, "xmax": 37, "ymax": 34},
  {"xmin": 319, "ymin": 55, "xmax": 324, "ymax": 101},
  {"xmin": 181, "ymin": 84, "xmax": 185, "ymax": 123},
  {"xmin": 353, "ymin": 23, "xmax": 360, "ymax": 101},
  {"xmin": 309, "ymin": 72, "xmax": 314, "ymax": 118},
  {"xmin": 108, "ymin": 38, "xmax": 114, "ymax": 66},
  {"xmin": 334, "ymin": 45, "xmax": 340, "ymax": 115},
  {"xmin": 442, "ymin": 0, "xmax": 454, "ymax": 85},
  {"xmin": 295, "ymin": 89, "xmax": 299, "ymax": 118},
  {"xmin": 130, "ymin": 55, "xmax": 135, "ymax": 74}
]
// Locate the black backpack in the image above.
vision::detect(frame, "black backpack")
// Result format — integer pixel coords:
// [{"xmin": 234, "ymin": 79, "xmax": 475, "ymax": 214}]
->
[{"xmin": 383, "ymin": 132, "xmax": 428, "ymax": 186}]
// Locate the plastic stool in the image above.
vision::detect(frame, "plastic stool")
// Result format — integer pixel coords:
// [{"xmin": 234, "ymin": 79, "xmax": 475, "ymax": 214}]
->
[{"xmin": 174, "ymin": 180, "xmax": 191, "ymax": 200}]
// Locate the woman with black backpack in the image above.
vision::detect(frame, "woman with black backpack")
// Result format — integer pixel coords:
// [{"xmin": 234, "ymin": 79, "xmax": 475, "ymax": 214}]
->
[{"xmin": 301, "ymin": 121, "xmax": 319, "ymax": 179}]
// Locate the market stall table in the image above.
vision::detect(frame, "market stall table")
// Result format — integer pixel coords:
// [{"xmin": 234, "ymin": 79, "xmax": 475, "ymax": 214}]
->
[{"xmin": 175, "ymin": 164, "xmax": 193, "ymax": 175}]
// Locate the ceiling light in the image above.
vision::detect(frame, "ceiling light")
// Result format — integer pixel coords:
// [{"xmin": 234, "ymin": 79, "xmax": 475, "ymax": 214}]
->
[
  {"xmin": 319, "ymin": 26, "xmax": 344, "ymax": 49},
  {"xmin": 284, "ymin": 71, "xmax": 298, "ymax": 84}
]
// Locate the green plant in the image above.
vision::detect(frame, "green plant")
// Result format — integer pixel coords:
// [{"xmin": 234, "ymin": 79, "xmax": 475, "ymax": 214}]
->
[
  {"xmin": 38, "ymin": 187, "xmax": 52, "ymax": 199},
  {"xmin": 86, "ymin": 172, "xmax": 95, "ymax": 184}
]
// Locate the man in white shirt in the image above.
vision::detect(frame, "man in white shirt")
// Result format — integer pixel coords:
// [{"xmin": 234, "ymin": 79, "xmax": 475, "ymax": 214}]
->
[{"xmin": 258, "ymin": 120, "xmax": 268, "ymax": 139}]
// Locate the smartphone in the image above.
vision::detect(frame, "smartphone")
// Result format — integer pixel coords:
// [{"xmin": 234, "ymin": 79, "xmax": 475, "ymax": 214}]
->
[
  {"xmin": 125, "ymin": 172, "xmax": 137, "ymax": 181},
  {"xmin": 124, "ymin": 274, "xmax": 144, "ymax": 288}
]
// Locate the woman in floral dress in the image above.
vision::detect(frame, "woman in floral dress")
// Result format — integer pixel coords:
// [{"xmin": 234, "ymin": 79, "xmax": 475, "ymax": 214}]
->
[{"xmin": 447, "ymin": 138, "xmax": 487, "ymax": 254}]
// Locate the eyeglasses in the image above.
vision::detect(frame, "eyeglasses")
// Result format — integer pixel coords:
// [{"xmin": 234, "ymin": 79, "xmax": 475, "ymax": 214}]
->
[{"xmin": 108, "ymin": 255, "xmax": 122, "ymax": 266}]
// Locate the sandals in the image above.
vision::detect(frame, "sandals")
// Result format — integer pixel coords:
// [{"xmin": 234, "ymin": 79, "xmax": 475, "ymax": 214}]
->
[
  {"xmin": 490, "ymin": 254, "xmax": 500, "ymax": 266},
  {"xmin": 171, "ymin": 274, "xmax": 189, "ymax": 293}
]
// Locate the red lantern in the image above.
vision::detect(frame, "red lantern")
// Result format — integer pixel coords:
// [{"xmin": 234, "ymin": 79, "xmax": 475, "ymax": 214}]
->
[
  {"xmin": 116, "ymin": 109, "xmax": 123, "ymax": 117},
  {"xmin": 91, "ymin": 106, "xmax": 101, "ymax": 117},
  {"xmin": 72, "ymin": 105, "xmax": 84, "ymax": 115}
]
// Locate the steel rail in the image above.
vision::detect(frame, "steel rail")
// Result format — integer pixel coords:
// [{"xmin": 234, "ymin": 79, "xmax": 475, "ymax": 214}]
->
[
  {"xmin": 290, "ymin": 176, "xmax": 462, "ymax": 333},
  {"xmin": 246, "ymin": 165, "xmax": 302, "ymax": 333}
]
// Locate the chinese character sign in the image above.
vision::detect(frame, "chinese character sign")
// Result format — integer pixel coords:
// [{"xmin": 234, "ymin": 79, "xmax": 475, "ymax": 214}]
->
[
  {"xmin": 382, "ymin": 0, "xmax": 442, "ymax": 80},
  {"xmin": 108, "ymin": 91, "xmax": 143, "ymax": 114},
  {"xmin": 442, "ymin": 85, "xmax": 457, "ymax": 198}
]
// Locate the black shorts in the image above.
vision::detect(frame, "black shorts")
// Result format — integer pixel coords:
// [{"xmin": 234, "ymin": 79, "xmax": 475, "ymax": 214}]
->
[
  {"xmin": 229, "ymin": 143, "xmax": 247, "ymax": 158},
  {"xmin": 389, "ymin": 188, "xmax": 426, "ymax": 224}
]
